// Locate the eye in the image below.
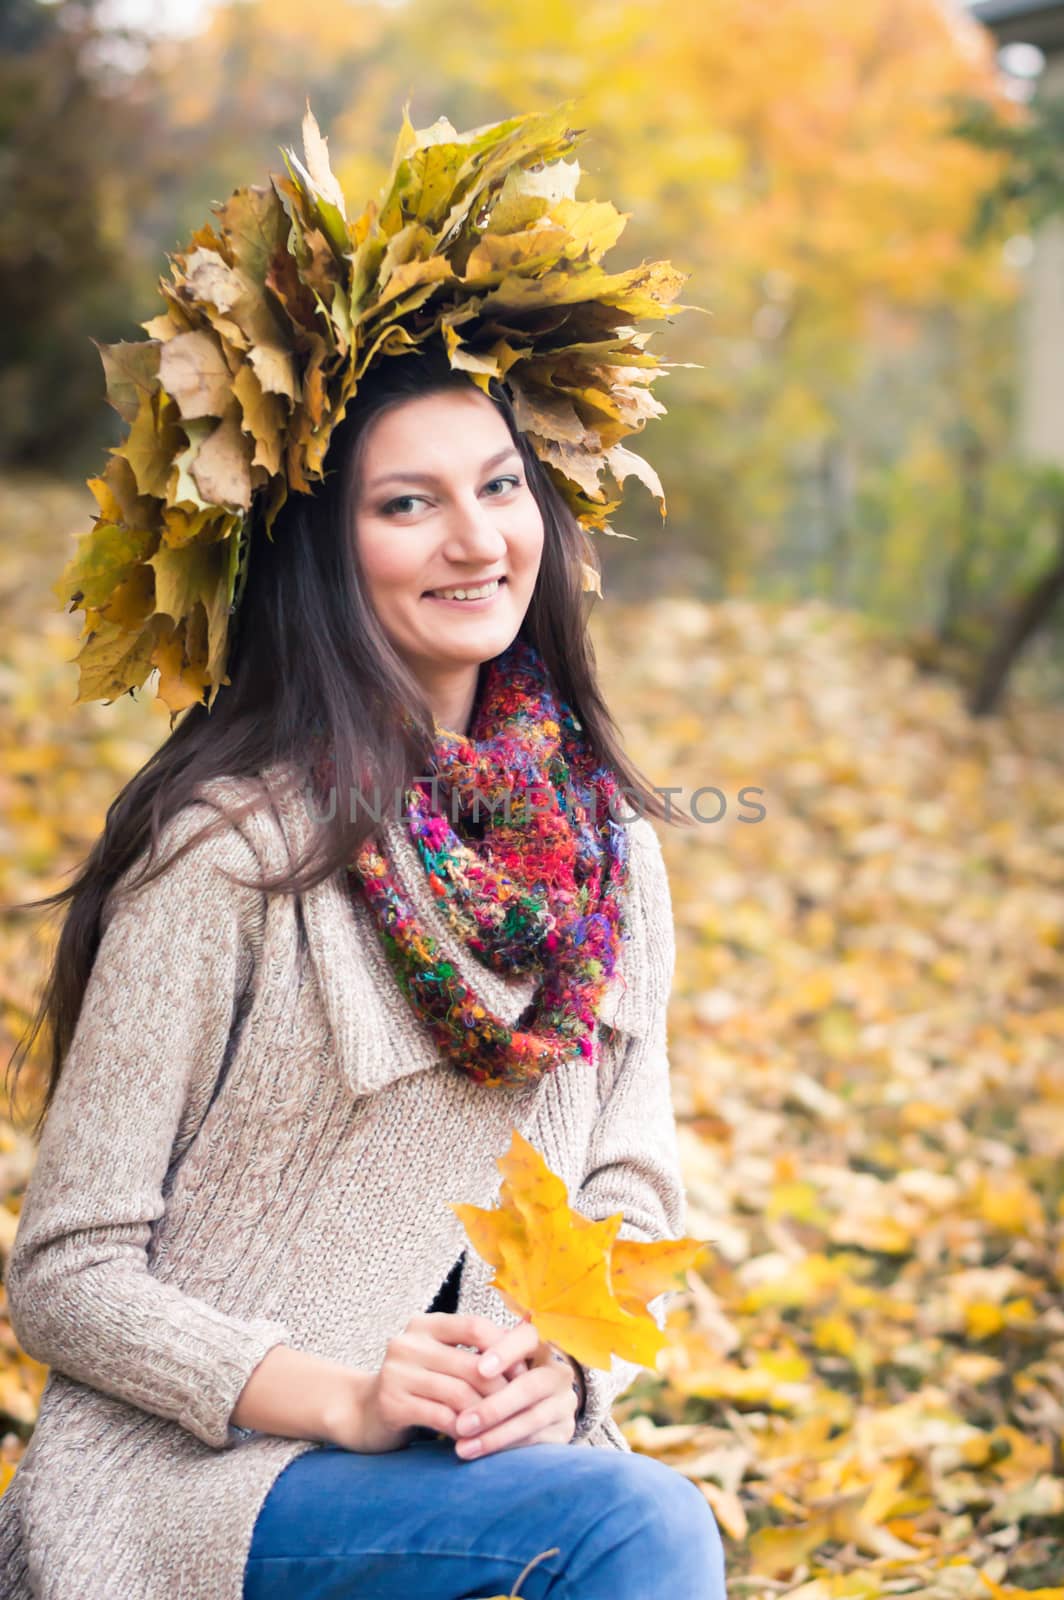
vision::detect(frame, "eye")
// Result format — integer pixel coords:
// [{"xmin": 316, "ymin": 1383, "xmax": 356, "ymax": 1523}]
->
[
  {"xmin": 379, "ymin": 493, "xmax": 428, "ymax": 517},
  {"xmin": 378, "ymin": 475, "xmax": 523, "ymax": 517}
]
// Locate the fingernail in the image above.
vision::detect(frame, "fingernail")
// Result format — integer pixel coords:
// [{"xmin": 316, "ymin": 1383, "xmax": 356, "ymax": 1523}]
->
[
  {"xmin": 458, "ymin": 1437, "xmax": 482, "ymax": 1456},
  {"xmin": 459, "ymin": 1412, "xmax": 481, "ymax": 1433},
  {"xmin": 479, "ymin": 1353, "xmax": 500, "ymax": 1375}
]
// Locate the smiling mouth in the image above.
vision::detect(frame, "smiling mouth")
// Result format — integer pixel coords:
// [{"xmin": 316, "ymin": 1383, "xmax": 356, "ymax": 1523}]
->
[{"xmin": 423, "ymin": 577, "xmax": 507, "ymax": 601}]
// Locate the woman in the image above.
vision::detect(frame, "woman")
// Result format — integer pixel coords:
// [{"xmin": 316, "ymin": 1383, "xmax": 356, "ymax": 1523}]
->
[{"xmin": 1, "ymin": 109, "xmax": 726, "ymax": 1599}]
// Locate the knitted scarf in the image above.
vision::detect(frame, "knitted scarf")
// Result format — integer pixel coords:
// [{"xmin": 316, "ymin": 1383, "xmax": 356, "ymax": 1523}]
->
[{"xmin": 309, "ymin": 637, "xmax": 631, "ymax": 1087}]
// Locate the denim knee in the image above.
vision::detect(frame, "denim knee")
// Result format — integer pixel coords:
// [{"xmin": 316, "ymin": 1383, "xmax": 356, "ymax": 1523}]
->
[{"xmin": 604, "ymin": 1454, "xmax": 726, "ymax": 1591}]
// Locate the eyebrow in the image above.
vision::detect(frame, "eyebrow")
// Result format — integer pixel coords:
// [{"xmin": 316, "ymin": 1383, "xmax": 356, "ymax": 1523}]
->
[{"xmin": 365, "ymin": 445, "xmax": 522, "ymax": 493}]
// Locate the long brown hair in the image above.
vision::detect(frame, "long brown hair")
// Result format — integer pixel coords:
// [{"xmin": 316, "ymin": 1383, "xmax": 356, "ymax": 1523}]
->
[{"xmin": 6, "ymin": 340, "xmax": 687, "ymax": 1137}]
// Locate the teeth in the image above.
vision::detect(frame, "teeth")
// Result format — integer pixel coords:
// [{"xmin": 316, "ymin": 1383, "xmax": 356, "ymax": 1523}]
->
[{"xmin": 431, "ymin": 578, "xmax": 501, "ymax": 601}]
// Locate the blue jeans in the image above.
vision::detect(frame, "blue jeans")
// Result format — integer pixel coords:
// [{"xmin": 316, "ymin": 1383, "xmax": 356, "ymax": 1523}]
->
[{"xmin": 243, "ymin": 1433, "xmax": 726, "ymax": 1599}]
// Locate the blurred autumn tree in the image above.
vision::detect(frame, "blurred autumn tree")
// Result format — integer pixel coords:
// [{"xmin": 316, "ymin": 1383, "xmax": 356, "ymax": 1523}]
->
[
  {"xmin": 5, "ymin": 0, "xmax": 1059, "ymax": 689},
  {"xmin": 956, "ymin": 89, "xmax": 1064, "ymax": 229},
  {"xmin": 156, "ymin": 0, "xmax": 1023, "ymax": 608},
  {"xmin": 154, "ymin": 0, "xmax": 1055, "ymax": 685},
  {"xmin": 946, "ymin": 89, "xmax": 1064, "ymax": 714},
  {"xmin": 0, "ymin": 0, "xmax": 167, "ymax": 474}
]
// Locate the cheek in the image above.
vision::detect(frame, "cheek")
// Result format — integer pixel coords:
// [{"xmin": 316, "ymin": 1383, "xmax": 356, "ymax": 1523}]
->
[
  {"xmin": 357, "ymin": 529, "xmax": 420, "ymax": 592},
  {"xmin": 513, "ymin": 505, "xmax": 546, "ymax": 572}
]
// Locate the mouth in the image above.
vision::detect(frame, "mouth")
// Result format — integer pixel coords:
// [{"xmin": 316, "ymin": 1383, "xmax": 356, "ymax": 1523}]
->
[{"xmin": 422, "ymin": 577, "xmax": 507, "ymax": 606}]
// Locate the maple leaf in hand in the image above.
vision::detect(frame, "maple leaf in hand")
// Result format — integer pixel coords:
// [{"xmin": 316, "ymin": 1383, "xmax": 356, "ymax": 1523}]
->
[{"xmin": 450, "ymin": 1127, "xmax": 708, "ymax": 1373}]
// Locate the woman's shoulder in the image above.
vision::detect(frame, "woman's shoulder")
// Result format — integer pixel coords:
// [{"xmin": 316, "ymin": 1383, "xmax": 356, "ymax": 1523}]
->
[
  {"xmin": 615, "ymin": 814, "xmax": 675, "ymax": 1032},
  {"xmin": 625, "ymin": 812, "xmax": 665, "ymax": 858},
  {"xmin": 624, "ymin": 815, "xmax": 672, "ymax": 919},
  {"xmin": 187, "ymin": 760, "xmax": 309, "ymax": 873},
  {"xmin": 103, "ymin": 767, "xmax": 297, "ymax": 931}
]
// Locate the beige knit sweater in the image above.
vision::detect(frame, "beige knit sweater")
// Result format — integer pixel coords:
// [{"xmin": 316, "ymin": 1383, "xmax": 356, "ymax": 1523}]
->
[{"xmin": 0, "ymin": 759, "xmax": 685, "ymax": 1600}]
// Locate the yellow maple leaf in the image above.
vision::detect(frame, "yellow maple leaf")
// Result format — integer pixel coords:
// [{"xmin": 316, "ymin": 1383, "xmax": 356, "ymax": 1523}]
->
[{"xmin": 450, "ymin": 1128, "xmax": 708, "ymax": 1372}]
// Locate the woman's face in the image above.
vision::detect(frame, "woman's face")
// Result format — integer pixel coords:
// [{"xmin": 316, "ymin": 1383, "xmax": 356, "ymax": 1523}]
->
[{"xmin": 352, "ymin": 386, "xmax": 545, "ymax": 702}]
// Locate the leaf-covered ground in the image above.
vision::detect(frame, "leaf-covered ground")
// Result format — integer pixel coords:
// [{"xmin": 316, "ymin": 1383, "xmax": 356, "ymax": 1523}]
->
[
  {"xmin": 2, "ymin": 477, "xmax": 1062, "ymax": 1594},
  {"xmin": 595, "ymin": 599, "xmax": 1064, "ymax": 1596}
]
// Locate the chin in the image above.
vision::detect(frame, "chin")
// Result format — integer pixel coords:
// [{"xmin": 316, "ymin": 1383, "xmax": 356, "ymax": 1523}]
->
[
  {"xmin": 429, "ymin": 641, "xmax": 509, "ymax": 668},
  {"xmin": 418, "ymin": 621, "xmax": 522, "ymax": 660}
]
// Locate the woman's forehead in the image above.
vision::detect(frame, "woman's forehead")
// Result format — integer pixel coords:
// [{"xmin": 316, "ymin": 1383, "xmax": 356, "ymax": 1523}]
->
[{"xmin": 360, "ymin": 390, "xmax": 518, "ymax": 474}]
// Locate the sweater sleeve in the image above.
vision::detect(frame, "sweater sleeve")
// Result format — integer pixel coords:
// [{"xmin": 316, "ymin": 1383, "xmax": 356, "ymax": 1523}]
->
[
  {"xmin": 571, "ymin": 820, "xmax": 687, "ymax": 1443},
  {"xmin": 4, "ymin": 802, "xmax": 293, "ymax": 1451}
]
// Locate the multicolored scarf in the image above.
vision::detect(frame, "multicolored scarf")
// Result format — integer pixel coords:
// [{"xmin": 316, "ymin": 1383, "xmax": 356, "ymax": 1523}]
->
[{"xmin": 309, "ymin": 637, "xmax": 631, "ymax": 1087}]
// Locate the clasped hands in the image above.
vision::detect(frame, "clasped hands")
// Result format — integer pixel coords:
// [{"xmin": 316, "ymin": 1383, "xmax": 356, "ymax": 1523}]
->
[
  {"xmin": 363, "ymin": 1309, "xmax": 585, "ymax": 1460},
  {"xmin": 453, "ymin": 1311, "xmax": 585, "ymax": 1460}
]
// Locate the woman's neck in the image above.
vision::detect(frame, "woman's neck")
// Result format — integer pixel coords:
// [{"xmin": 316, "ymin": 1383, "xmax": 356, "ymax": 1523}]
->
[{"xmin": 426, "ymin": 661, "xmax": 488, "ymax": 739}]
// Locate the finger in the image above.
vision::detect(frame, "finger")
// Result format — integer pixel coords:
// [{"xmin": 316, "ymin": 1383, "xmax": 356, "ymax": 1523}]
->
[
  {"xmin": 404, "ymin": 1328, "xmax": 512, "ymax": 1396},
  {"xmin": 467, "ymin": 1430, "xmax": 563, "ymax": 1458},
  {"xmin": 411, "ymin": 1398, "xmax": 466, "ymax": 1437},
  {"xmin": 459, "ymin": 1352, "xmax": 529, "ymax": 1402},
  {"xmin": 473, "ymin": 1319, "xmax": 539, "ymax": 1381},
  {"xmin": 455, "ymin": 1365, "xmax": 555, "ymax": 1439},
  {"xmin": 455, "ymin": 1392, "xmax": 562, "ymax": 1459},
  {"xmin": 463, "ymin": 1354, "xmax": 528, "ymax": 1392},
  {"xmin": 424, "ymin": 1312, "xmax": 513, "ymax": 1354},
  {"xmin": 393, "ymin": 1361, "xmax": 505, "ymax": 1425},
  {"xmin": 450, "ymin": 1349, "xmax": 516, "ymax": 1398},
  {"xmin": 409, "ymin": 1319, "xmax": 532, "ymax": 1396},
  {"xmin": 376, "ymin": 1361, "xmax": 462, "ymax": 1438}
]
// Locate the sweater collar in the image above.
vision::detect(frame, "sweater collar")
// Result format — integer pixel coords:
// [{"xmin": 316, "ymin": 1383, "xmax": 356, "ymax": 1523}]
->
[{"xmin": 258, "ymin": 759, "xmax": 627, "ymax": 1102}]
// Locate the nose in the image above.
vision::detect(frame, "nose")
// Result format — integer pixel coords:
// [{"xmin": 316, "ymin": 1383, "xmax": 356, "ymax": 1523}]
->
[{"xmin": 441, "ymin": 488, "xmax": 509, "ymax": 566}]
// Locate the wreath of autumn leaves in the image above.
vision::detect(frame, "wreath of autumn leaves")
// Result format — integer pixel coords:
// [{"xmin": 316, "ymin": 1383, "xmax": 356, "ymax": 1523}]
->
[{"xmin": 54, "ymin": 99, "xmax": 698, "ymax": 717}]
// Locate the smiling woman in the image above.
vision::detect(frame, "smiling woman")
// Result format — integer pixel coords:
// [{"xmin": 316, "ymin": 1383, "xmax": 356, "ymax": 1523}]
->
[
  {"xmin": 349, "ymin": 382, "xmax": 545, "ymax": 737},
  {"xmin": 2, "ymin": 104, "xmax": 723, "ymax": 1600}
]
